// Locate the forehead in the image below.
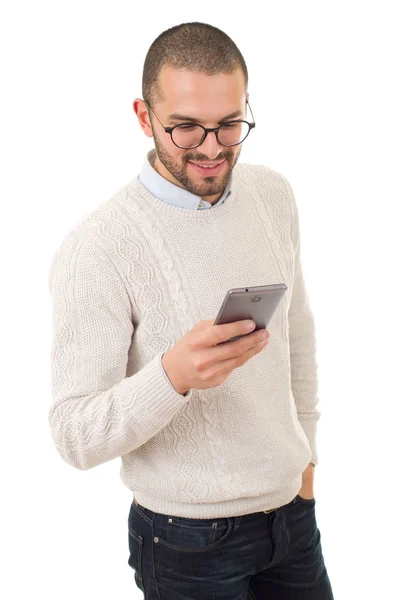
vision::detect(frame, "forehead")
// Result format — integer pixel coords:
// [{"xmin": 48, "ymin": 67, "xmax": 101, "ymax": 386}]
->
[{"xmin": 158, "ymin": 65, "xmax": 246, "ymax": 122}]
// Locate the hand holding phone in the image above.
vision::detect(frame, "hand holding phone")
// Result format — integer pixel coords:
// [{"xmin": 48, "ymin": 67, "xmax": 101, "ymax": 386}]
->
[{"xmin": 161, "ymin": 318, "xmax": 270, "ymax": 396}]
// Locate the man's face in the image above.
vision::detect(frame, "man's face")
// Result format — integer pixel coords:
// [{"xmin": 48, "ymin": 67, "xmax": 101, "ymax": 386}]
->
[{"xmin": 134, "ymin": 65, "xmax": 248, "ymax": 205}]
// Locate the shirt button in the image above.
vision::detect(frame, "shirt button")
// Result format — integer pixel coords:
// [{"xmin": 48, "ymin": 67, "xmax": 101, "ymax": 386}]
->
[{"xmin": 198, "ymin": 202, "xmax": 204, "ymax": 209}]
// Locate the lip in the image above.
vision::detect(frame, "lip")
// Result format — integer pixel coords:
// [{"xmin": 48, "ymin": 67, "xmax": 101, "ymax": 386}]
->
[{"xmin": 188, "ymin": 159, "xmax": 226, "ymax": 176}]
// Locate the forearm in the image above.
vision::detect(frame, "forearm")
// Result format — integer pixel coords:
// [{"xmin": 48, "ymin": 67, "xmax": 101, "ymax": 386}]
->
[{"xmin": 48, "ymin": 353, "xmax": 191, "ymax": 470}]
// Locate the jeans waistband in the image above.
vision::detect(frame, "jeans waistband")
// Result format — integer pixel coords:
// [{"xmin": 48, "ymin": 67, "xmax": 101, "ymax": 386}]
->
[{"xmin": 133, "ymin": 495, "xmax": 278, "ymax": 516}]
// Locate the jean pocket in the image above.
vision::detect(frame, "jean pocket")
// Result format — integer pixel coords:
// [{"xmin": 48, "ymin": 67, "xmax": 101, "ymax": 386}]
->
[
  {"xmin": 295, "ymin": 493, "xmax": 316, "ymax": 505},
  {"xmin": 127, "ymin": 523, "xmax": 145, "ymax": 592},
  {"xmin": 154, "ymin": 515, "xmax": 234, "ymax": 553}
]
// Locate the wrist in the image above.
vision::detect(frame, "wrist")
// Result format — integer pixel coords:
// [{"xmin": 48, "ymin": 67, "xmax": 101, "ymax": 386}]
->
[{"xmin": 302, "ymin": 464, "xmax": 314, "ymax": 482}]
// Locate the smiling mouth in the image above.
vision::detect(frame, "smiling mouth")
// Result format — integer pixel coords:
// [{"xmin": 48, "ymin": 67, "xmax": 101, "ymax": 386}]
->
[{"xmin": 188, "ymin": 159, "xmax": 227, "ymax": 175}]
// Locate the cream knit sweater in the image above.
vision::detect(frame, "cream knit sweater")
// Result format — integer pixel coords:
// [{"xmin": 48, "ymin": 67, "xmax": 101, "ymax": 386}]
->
[{"xmin": 48, "ymin": 157, "xmax": 321, "ymax": 518}]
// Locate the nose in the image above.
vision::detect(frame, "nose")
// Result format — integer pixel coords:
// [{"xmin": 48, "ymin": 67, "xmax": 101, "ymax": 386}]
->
[{"xmin": 195, "ymin": 130, "xmax": 225, "ymax": 160}]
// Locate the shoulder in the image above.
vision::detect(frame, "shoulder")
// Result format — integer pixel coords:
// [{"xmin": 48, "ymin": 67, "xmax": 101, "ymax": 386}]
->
[
  {"xmin": 47, "ymin": 190, "xmax": 127, "ymax": 296},
  {"xmin": 48, "ymin": 182, "xmax": 132, "ymax": 269},
  {"xmin": 234, "ymin": 161, "xmax": 296, "ymax": 215},
  {"xmin": 234, "ymin": 161, "xmax": 294, "ymax": 195}
]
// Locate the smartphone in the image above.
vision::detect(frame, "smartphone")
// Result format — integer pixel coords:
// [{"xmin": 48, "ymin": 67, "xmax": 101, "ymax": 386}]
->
[{"xmin": 213, "ymin": 283, "xmax": 288, "ymax": 344}]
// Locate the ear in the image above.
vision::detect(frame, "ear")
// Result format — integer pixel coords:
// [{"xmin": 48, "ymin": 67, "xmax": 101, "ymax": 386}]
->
[{"xmin": 133, "ymin": 98, "xmax": 153, "ymax": 139}]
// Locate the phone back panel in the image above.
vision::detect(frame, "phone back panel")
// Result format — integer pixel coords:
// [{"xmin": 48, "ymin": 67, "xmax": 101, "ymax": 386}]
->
[{"xmin": 214, "ymin": 284, "xmax": 287, "ymax": 343}]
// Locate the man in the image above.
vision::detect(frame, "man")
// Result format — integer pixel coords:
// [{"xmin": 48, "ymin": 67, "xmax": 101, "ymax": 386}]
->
[{"xmin": 48, "ymin": 21, "xmax": 334, "ymax": 599}]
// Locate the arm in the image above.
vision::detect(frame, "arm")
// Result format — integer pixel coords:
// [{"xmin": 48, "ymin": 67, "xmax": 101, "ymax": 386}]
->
[
  {"xmin": 47, "ymin": 228, "xmax": 192, "ymax": 470},
  {"xmin": 282, "ymin": 175, "xmax": 321, "ymax": 467}
]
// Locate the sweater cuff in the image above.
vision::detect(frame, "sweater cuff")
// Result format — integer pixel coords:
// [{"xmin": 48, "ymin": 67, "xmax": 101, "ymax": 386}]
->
[
  {"xmin": 298, "ymin": 417, "xmax": 318, "ymax": 467},
  {"xmin": 159, "ymin": 353, "xmax": 191, "ymax": 397}
]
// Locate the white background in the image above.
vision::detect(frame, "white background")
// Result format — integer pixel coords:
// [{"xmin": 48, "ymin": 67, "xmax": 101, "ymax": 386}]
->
[{"xmin": 1, "ymin": 1, "xmax": 399, "ymax": 598}]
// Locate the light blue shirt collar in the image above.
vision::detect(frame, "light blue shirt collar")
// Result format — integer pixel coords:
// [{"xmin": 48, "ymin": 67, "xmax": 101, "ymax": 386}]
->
[{"xmin": 139, "ymin": 148, "xmax": 232, "ymax": 210}]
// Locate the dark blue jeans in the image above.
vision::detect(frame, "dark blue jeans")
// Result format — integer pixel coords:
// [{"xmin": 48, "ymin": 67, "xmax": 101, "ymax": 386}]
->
[{"xmin": 127, "ymin": 494, "xmax": 334, "ymax": 599}]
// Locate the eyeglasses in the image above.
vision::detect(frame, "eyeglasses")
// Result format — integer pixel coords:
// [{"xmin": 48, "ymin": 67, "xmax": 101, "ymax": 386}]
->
[{"xmin": 143, "ymin": 98, "xmax": 256, "ymax": 149}]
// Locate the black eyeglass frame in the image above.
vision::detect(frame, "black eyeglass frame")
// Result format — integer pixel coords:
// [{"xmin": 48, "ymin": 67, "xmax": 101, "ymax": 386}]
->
[{"xmin": 143, "ymin": 98, "xmax": 256, "ymax": 149}]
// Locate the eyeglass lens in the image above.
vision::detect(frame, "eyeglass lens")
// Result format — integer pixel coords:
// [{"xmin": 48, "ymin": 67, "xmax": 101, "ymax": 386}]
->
[{"xmin": 172, "ymin": 122, "xmax": 250, "ymax": 148}]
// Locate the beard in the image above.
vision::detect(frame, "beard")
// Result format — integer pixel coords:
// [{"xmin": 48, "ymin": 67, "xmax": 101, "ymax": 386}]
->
[{"xmin": 151, "ymin": 130, "xmax": 241, "ymax": 197}]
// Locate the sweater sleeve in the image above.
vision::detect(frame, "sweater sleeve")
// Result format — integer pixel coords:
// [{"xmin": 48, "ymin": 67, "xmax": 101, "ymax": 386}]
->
[
  {"xmin": 281, "ymin": 176, "xmax": 321, "ymax": 467},
  {"xmin": 47, "ymin": 229, "xmax": 193, "ymax": 470}
]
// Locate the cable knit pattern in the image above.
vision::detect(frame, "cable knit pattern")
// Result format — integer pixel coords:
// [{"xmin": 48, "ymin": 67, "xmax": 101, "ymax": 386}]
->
[{"xmin": 48, "ymin": 160, "xmax": 321, "ymax": 518}]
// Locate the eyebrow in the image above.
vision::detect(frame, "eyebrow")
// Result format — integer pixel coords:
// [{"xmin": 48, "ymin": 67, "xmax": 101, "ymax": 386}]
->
[{"xmin": 168, "ymin": 109, "xmax": 243, "ymax": 124}]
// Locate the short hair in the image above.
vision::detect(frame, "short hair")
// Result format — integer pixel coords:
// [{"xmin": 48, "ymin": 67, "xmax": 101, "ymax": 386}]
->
[{"xmin": 142, "ymin": 22, "xmax": 249, "ymax": 109}]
